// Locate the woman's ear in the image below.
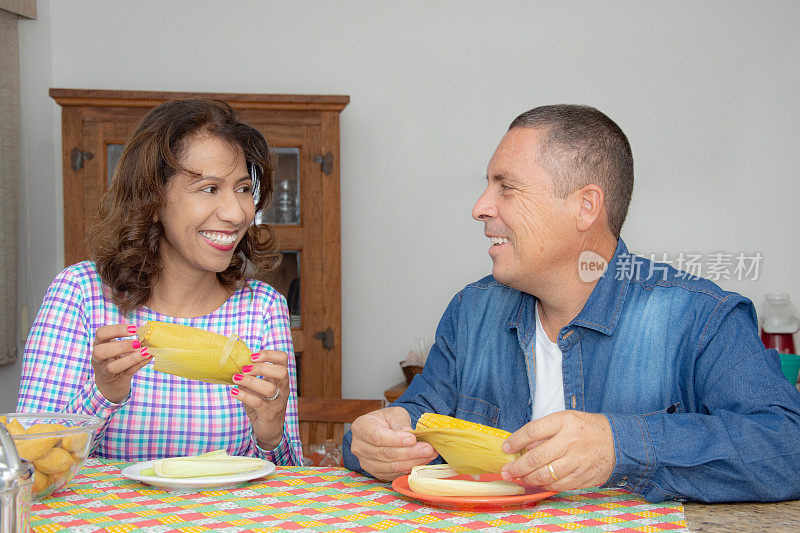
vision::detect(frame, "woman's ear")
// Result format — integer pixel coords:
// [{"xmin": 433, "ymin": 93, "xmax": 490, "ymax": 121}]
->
[{"xmin": 573, "ymin": 184, "xmax": 605, "ymax": 232}]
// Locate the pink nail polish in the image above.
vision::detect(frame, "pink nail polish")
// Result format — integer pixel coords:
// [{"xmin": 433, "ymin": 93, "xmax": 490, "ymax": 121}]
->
[
  {"xmin": 127, "ymin": 326, "xmax": 137, "ymax": 334},
  {"xmin": 242, "ymin": 365, "xmax": 253, "ymax": 373},
  {"xmin": 140, "ymin": 348, "xmax": 149, "ymax": 357},
  {"xmin": 132, "ymin": 340, "xmax": 141, "ymax": 349},
  {"xmin": 250, "ymin": 354, "xmax": 259, "ymax": 362},
  {"xmin": 231, "ymin": 389, "xmax": 239, "ymax": 396},
  {"xmin": 233, "ymin": 373, "xmax": 243, "ymax": 382}
]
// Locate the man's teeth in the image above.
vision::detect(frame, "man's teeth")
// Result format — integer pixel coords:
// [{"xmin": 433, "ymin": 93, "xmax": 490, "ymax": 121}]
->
[
  {"xmin": 490, "ymin": 237, "xmax": 510, "ymax": 245},
  {"xmin": 201, "ymin": 231, "xmax": 237, "ymax": 246}
]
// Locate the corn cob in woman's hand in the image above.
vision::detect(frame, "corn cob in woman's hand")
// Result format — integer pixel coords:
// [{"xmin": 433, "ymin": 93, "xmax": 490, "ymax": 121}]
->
[{"xmin": 137, "ymin": 321, "xmax": 252, "ymax": 385}]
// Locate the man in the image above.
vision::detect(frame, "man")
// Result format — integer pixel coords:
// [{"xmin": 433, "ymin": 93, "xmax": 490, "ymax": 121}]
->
[{"xmin": 343, "ymin": 105, "xmax": 800, "ymax": 502}]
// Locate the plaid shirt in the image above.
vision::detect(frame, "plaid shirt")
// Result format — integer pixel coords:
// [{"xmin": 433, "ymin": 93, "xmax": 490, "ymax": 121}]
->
[{"xmin": 17, "ymin": 261, "xmax": 302, "ymax": 466}]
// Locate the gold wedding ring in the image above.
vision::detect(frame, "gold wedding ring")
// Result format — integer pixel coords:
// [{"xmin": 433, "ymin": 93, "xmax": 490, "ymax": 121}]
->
[{"xmin": 547, "ymin": 463, "xmax": 559, "ymax": 482}]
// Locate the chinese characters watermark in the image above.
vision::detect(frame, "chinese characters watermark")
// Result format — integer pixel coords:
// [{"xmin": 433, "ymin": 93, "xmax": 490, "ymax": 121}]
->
[
  {"xmin": 614, "ymin": 251, "xmax": 764, "ymax": 281},
  {"xmin": 577, "ymin": 250, "xmax": 764, "ymax": 283}
]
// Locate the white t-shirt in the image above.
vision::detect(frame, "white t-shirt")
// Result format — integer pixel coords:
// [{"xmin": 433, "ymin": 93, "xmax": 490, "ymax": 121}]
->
[{"xmin": 532, "ymin": 303, "xmax": 566, "ymax": 421}]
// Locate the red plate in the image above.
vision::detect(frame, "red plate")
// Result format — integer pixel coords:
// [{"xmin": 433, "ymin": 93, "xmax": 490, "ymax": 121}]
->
[{"xmin": 392, "ymin": 472, "xmax": 558, "ymax": 511}]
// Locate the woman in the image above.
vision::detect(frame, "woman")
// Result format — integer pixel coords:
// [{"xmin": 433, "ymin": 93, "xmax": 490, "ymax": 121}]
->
[{"xmin": 17, "ymin": 99, "xmax": 302, "ymax": 465}]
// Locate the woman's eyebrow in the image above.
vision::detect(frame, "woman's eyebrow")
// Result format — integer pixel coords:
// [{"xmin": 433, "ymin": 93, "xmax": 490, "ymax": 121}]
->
[
  {"xmin": 185, "ymin": 174, "xmax": 215, "ymax": 184},
  {"xmin": 187, "ymin": 175, "xmax": 252, "ymax": 184}
]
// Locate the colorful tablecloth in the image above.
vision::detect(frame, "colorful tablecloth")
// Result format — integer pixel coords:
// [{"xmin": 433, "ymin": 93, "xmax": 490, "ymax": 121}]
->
[{"xmin": 30, "ymin": 459, "xmax": 687, "ymax": 532}]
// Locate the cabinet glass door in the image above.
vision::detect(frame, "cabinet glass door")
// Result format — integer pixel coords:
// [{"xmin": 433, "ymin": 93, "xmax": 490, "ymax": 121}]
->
[
  {"xmin": 107, "ymin": 144, "xmax": 124, "ymax": 183},
  {"xmin": 256, "ymin": 250, "xmax": 301, "ymax": 329},
  {"xmin": 260, "ymin": 147, "xmax": 300, "ymax": 225}
]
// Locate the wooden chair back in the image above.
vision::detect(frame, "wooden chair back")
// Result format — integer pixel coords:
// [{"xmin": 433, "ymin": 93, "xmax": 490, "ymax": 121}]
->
[{"xmin": 297, "ymin": 397, "xmax": 385, "ymax": 448}]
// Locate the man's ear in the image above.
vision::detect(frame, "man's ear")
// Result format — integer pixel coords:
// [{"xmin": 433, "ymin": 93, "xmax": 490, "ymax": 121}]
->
[{"xmin": 572, "ymin": 184, "xmax": 605, "ymax": 232}]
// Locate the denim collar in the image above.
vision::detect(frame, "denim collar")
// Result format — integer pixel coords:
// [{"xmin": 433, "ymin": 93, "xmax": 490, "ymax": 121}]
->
[
  {"xmin": 506, "ymin": 238, "xmax": 631, "ymax": 339},
  {"xmin": 570, "ymin": 238, "xmax": 631, "ymax": 336}
]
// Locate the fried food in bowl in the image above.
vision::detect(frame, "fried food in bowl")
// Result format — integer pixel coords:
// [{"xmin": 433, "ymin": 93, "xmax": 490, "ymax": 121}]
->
[{"xmin": 1, "ymin": 413, "xmax": 102, "ymax": 500}]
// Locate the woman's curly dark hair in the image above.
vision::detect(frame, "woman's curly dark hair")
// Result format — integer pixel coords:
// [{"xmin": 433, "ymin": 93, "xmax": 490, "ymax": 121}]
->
[{"xmin": 89, "ymin": 98, "xmax": 281, "ymax": 314}]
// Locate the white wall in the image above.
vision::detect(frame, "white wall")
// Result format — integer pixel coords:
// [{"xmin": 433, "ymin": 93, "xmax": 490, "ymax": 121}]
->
[
  {"xmin": 0, "ymin": 0, "xmax": 55, "ymax": 411},
  {"xmin": 3, "ymin": 0, "xmax": 799, "ymax": 410}
]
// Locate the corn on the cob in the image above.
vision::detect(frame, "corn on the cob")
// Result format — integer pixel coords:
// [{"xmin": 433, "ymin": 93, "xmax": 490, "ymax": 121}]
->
[
  {"xmin": 140, "ymin": 449, "xmax": 269, "ymax": 478},
  {"xmin": 138, "ymin": 321, "xmax": 252, "ymax": 385},
  {"xmin": 415, "ymin": 413, "xmax": 512, "ymax": 439},
  {"xmin": 412, "ymin": 413, "xmax": 520, "ymax": 474},
  {"xmin": 408, "ymin": 464, "xmax": 524, "ymax": 496}
]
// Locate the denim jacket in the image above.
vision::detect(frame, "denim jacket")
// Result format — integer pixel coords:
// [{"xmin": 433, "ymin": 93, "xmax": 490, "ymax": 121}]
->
[{"xmin": 343, "ymin": 239, "xmax": 800, "ymax": 502}]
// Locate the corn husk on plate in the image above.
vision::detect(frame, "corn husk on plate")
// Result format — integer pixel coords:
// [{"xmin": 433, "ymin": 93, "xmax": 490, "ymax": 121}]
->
[
  {"xmin": 412, "ymin": 413, "xmax": 521, "ymax": 475},
  {"xmin": 138, "ymin": 321, "xmax": 252, "ymax": 385},
  {"xmin": 121, "ymin": 449, "xmax": 276, "ymax": 491},
  {"xmin": 393, "ymin": 469, "xmax": 558, "ymax": 510},
  {"xmin": 397, "ymin": 414, "xmax": 558, "ymax": 506},
  {"xmin": 408, "ymin": 464, "xmax": 524, "ymax": 496},
  {"xmin": 140, "ymin": 449, "xmax": 268, "ymax": 478}
]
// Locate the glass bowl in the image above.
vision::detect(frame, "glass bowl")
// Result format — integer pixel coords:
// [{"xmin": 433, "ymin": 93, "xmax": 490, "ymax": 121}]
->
[{"xmin": 1, "ymin": 412, "xmax": 102, "ymax": 500}]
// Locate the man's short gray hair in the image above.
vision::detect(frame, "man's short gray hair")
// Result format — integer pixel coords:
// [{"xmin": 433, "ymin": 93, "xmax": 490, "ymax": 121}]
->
[{"xmin": 509, "ymin": 105, "xmax": 633, "ymax": 238}]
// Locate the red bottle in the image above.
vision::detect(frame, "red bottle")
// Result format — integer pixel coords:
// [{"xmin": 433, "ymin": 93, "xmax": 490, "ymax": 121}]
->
[
  {"xmin": 760, "ymin": 330, "xmax": 796, "ymax": 354},
  {"xmin": 760, "ymin": 294, "xmax": 799, "ymax": 354}
]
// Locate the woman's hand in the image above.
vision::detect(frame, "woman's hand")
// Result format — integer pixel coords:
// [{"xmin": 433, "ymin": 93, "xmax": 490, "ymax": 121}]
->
[
  {"xmin": 91, "ymin": 325, "xmax": 152, "ymax": 404},
  {"xmin": 231, "ymin": 350, "xmax": 290, "ymax": 450}
]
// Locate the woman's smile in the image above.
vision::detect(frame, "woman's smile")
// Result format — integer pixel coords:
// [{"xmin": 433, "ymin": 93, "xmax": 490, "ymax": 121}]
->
[{"xmin": 200, "ymin": 230, "xmax": 239, "ymax": 251}]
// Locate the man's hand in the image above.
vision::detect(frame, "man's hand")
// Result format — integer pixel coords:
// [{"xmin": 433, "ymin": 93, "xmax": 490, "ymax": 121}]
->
[
  {"xmin": 350, "ymin": 407, "xmax": 438, "ymax": 481},
  {"xmin": 500, "ymin": 411, "xmax": 615, "ymax": 491}
]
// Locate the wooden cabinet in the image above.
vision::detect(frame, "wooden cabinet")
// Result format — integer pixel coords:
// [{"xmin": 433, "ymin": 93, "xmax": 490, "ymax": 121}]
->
[
  {"xmin": 384, "ymin": 381, "xmax": 408, "ymax": 404},
  {"xmin": 50, "ymin": 89, "xmax": 348, "ymax": 399}
]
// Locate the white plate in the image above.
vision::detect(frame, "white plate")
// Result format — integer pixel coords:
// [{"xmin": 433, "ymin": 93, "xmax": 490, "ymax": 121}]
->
[{"xmin": 121, "ymin": 459, "xmax": 276, "ymax": 491}]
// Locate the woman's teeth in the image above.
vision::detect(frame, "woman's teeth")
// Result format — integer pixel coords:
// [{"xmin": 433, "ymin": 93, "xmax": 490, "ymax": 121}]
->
[
  {"xmin": 490, "ymin": 237, "xmax": 510, "ymax": 245},
  {"xmin": 201, "ymin": 231, "xmax": 237, "ymax": 246}
]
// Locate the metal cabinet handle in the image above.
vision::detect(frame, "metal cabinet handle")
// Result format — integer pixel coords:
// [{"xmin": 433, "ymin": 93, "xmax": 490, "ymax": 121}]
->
[{"xmin": 313, "ymin": 328, "xmax": 335, "ymax": 350}]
